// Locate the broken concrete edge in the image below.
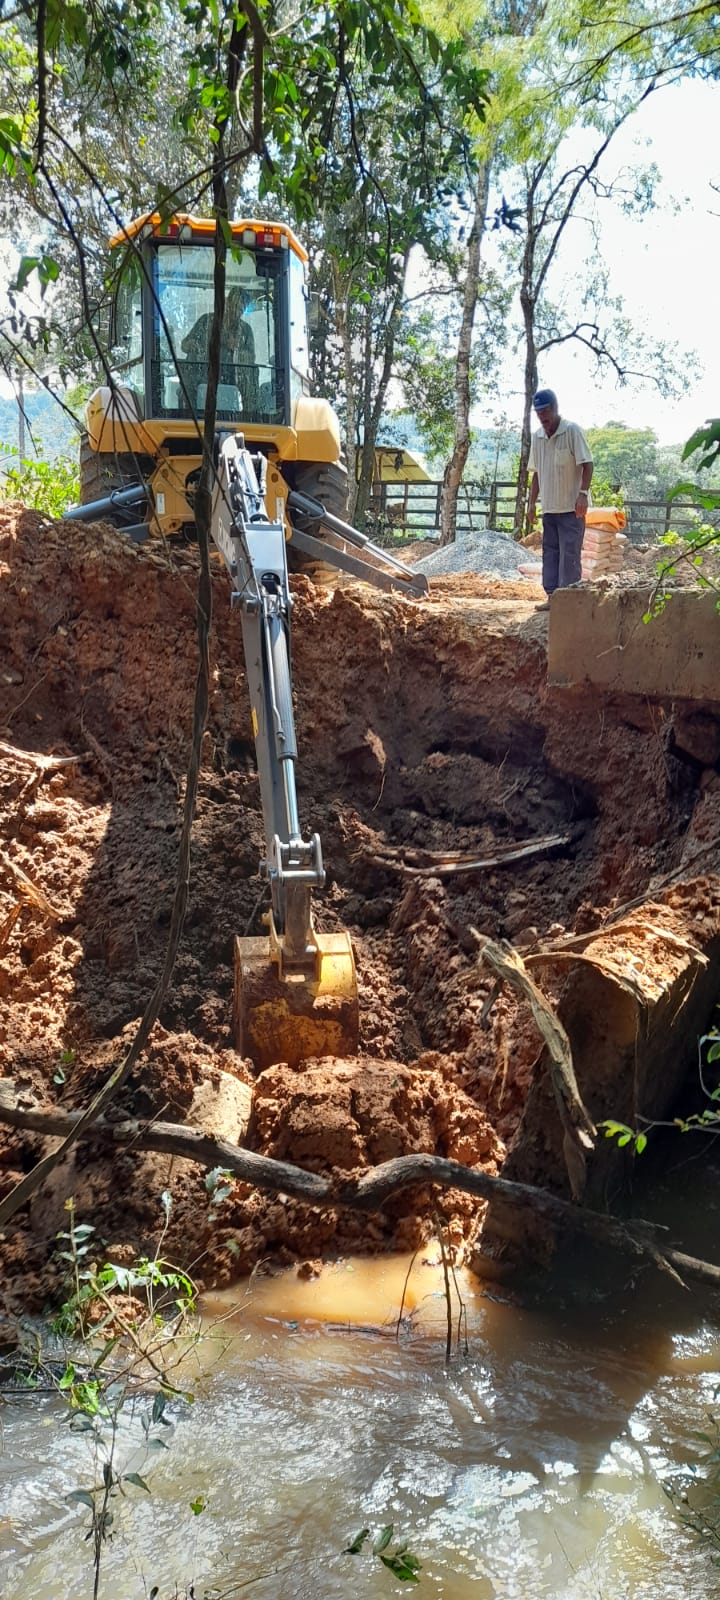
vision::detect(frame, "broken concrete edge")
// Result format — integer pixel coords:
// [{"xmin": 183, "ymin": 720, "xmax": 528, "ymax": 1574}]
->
[{"xmin": 481, "ymin": 888, "xmax": 720, "ymax": 1270}]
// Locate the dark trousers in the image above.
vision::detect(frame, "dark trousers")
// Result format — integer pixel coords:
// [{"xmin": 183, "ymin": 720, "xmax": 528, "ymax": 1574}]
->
[{"xmin": 542, "ymin": 512, "xmax": 585, "ymax": 595}]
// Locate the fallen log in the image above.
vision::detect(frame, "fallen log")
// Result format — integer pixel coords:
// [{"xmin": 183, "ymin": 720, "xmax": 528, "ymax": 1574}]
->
[{"xmin": 1, "ymin": 1082, "xmax": 719, "ymax": 1293}]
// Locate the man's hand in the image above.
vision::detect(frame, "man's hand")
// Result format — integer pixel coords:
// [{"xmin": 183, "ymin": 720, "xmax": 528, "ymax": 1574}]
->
[{"xmin": 575, "ymin": 489, "xmax": 588, "ymax": 518}]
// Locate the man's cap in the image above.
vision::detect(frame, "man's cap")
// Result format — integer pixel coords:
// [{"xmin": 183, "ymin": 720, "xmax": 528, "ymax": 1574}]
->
[{"xmin": 533, "ymin": 387, "xmax": 557, "ymax": 411}]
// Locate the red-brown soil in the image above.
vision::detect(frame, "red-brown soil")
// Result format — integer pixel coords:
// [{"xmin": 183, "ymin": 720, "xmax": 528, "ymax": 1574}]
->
[{"xmin": 0, "ymin": 505, "xmax": 717, "ymax": 1317}]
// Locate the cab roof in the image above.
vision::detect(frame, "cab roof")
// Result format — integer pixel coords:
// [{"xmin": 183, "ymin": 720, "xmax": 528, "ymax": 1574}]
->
[{"xmin": 108, "ymin": 212, "xmax": 308, "ymax": 263}]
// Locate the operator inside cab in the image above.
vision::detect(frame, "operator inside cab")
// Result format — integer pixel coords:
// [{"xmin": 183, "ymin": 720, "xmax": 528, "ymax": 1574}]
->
[{"xmin": 181, "ymin": 283, "xmax": 259, "ymax": 416}]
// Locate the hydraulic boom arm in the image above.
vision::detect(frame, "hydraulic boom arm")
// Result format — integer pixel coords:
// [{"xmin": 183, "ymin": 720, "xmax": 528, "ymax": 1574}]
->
[
  {"xmin": 212, "ymin": 433, "xmax": 359, "ymax": 1068},
  {"xmin": 213, "ymin": 434, "xmax": 322, "ymax": 962}
]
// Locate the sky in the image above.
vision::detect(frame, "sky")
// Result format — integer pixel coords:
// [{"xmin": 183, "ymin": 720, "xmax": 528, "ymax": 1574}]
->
[{"xmin": 481, "ymin": 76, "xmax": 720, "ymax": 448}]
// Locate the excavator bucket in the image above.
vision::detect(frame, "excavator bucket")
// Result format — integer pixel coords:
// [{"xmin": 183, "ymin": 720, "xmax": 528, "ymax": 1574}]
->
[{"xmin": 234, "ymin": 928, "xmax": 359, "ymax": 1071}]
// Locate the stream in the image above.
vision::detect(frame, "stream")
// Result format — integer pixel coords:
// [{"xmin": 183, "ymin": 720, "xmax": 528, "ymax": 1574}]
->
[{"xmin": 2, "ymin": 1224, "xmax": 720, "ymax": 1600}]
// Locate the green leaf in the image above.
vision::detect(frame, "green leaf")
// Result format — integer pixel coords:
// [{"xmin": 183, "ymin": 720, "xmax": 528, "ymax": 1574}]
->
[
  {"xmin": 635, "ymin": 1132, "xmax": 647, "ymax": 1155},
  {"xmin": 379, "ymin": 1553, "xmax": 421, "ymax": 1582},
  {"xmin": 205, "ymin": 1165, "xmax": 233, "ymax": 1195},
  {"xmin": 190, "ymin": 1495, "xmax": 205, "ymax": 1515},
  {"xmin": 374, "ymin": 1524, "xmax": 394, "ymax": 1553},
  {"xmin": 15, "ymin": 255, "xmax": 39, "ymax": 293},
  {"xmin": 707, "ymin": 1042, "xmax": 720, "ymax": 1064},
  {"xmin": 66, "ymin": 1489, "xmax": 96, "ymax": 1510},
  {"xmin": 152, "ymin": 1390, "xmax": 167, "ymax": 1424},
  {"xmin": 599, "ymin": 1120, "xmax": 634, "ymax": 1142},
  {"xmin": 124, "ymin": 1473, "xmax": 151, "ymax": 1492},
  {"xmin": 344, "ymin": 1528, "xmax": 370, "ymax": 1554},
  {"xmin": 617, "ymin": 1132, "xmax": 632, "ymax": 1147},
  {"xmin": 92, "ymin": 1334, "xmax": 121, "ymax": 1368},
  {"xmin": 681, "ymin": 425, "xmax": 717, "ymax": 462}
]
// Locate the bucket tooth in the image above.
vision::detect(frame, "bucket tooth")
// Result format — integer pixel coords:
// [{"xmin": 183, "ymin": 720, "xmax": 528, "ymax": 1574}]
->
[{"xmin": 234, "ymin": 931, "xmax": 359, "ymax": 1071}]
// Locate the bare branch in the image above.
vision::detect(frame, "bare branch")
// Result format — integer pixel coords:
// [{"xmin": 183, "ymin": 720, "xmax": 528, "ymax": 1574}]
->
[
  {"xmin": 34, "ymin": 0, "xmax": 46, "ymax": 169},
  {"xmin": 2, "ymin": 1085, "xmax": 720, "ymax": 1290}
]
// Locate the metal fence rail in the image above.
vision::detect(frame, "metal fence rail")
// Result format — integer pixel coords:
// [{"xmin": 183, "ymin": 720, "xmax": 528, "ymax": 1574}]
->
[{"xmin": 370, "ymin": 480, "xmax": 720, "ymax": 545}]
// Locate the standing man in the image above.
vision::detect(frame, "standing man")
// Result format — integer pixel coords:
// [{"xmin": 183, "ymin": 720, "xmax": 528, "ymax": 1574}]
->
[{"xmin": 527, "ymin": 389, "xmax": 593, "ymax": 610}]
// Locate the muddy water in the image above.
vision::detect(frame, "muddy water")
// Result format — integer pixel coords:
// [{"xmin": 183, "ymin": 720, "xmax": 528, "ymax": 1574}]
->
[{"xmin": 2, "ymin": 1253, "xmax": 720, "ymax": 1600}]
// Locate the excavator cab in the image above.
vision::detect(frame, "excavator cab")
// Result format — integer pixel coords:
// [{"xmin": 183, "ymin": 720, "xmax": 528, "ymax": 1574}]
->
[
  {"xmin": 78, "ymin": 213, "xmax": 346, "ymax": 536},
  {"xmin": 114, "ymin": 222, "xmax": 294, "ymax": 427}
]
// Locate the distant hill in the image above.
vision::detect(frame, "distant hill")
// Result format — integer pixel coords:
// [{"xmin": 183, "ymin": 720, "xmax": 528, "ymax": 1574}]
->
[{"xmin": 0, "ymin": 387, "xmax": 78, "ymax": 465}]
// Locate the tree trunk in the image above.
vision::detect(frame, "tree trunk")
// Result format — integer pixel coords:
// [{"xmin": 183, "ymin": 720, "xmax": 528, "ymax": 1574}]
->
[
  {"xmin": 333, "ymin": 263, "xmax": 357, "ymax": 512},
  {"xmin": 353, "ymin": 255, "xmax": 410, "ymax": 529},
  {"xmin": 353, "ymin": 301, "xmax": 375, "ymax": 522},
  {"xmin": 514, "ymin": 213, "xmax": 539, "ymax": 535},
  {"xmin": 17, "ymin": 369, "xmax": 26, "ymax": 460},
  {"xmin": 439, "ymin": 160, "xmax": 491, "ymax": 546}
]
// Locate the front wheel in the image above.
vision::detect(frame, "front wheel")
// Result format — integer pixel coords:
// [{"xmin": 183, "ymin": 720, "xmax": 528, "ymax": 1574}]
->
[
  {"xmin": 291, "ymin": 460, "xmax": 349, "ymax": 527},
  {"xmin": 79, "ymin": 435, "xmax": 141, "ymax": 504},
  {"xmin": 285, "ymin": 460, "xmax": 350, "ymax": 587}
]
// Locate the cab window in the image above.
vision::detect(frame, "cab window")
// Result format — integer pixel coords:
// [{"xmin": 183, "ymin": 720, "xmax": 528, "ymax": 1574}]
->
[
  {"xmin": 112, "ymin": 266, "xmax": 144, "ymax": 409},
  {"xmin": 151, "ymin": 244, "xmax": 284, "ymax": 423},
  {"xmin": 288, "ymin": 249, "xmax": 310, "ymax": 403}
]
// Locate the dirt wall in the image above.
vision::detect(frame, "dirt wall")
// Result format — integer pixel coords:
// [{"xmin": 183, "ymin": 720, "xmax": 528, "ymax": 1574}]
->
[{"xmin": 1, "ymin": 506, "xmax": 719, "ymax": 1315}]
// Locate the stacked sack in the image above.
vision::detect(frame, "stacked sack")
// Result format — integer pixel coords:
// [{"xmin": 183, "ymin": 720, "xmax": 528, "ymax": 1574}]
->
[{"xmin": 582, "ymin": 507, "xmax": 627, "ymax": 580}]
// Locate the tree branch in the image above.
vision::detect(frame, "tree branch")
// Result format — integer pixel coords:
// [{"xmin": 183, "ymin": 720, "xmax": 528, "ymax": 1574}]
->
[
  {"xmin": 1, "ymin": 1085, "xmax": 719, "ymax": 1291},
  {"xmin": 573, "ymin": 1, "xmax": 720, "ymax": 86},
  {"xmin": 34, "ymin": 0, "xmax": 46, "ymax": 169},
  {"xmin": 536, "ymin": 321, "xmax": 669, "ymax": 389},
  {"xmin": 470, "ymin": 932, "xmax": 595, "ymax": 1199}
]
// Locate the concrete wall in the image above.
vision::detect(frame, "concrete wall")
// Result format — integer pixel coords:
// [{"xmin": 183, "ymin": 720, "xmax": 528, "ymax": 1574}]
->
[
  {"xmin": 478, "ymin": 917, "xmax": 720, "ymax": 1273},
  {"xmin": 548, "ymin": 589, "xmax": 720, "ymax": 702}
]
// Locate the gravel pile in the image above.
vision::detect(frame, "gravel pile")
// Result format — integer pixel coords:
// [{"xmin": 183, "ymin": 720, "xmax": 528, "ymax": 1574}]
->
[{"xmin": 412, "ymin": 528, "xmax": 539, "ymax": 580}]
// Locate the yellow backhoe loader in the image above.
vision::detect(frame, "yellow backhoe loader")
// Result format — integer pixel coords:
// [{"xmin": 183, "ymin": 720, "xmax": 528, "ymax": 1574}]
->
[{"xmin": 64, "ymin": 213, "xmax": 427, "ymax": 1072}]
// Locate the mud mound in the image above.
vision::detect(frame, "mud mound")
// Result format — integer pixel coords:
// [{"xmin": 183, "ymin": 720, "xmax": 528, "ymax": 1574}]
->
[{"xmin": 0, "ymin": 503, "xmax": 717, "ymax": 1310}]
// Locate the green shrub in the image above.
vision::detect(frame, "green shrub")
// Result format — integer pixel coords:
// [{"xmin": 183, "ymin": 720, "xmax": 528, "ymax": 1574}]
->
[{"xmin": 0, "ymin": 442, "xmax": 80, "ymax": 518}]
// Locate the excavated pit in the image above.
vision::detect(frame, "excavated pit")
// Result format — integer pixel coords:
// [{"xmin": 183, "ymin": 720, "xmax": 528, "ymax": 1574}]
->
[{"xmin": 1, "ymin": 505, "xmax": 720, "ymax": 1314}]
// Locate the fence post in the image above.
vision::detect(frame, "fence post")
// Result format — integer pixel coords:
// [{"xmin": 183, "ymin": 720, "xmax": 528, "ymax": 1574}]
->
[{"xmin": 488, "ymin": 482, "xmax": 497, "ymax": 528}]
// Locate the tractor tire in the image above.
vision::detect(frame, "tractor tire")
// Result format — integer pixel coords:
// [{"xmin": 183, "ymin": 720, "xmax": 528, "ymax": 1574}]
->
[
  {"xmin": 78, "ymin": 434, "xmax": 147, "ymax": 508},
  {"xmin": 292, "ymin": 459, "xmax": 349, "ymax": 528},
  {"xmin": 286, "ymin": 460, "xmax": 350, "ymax": 588}
]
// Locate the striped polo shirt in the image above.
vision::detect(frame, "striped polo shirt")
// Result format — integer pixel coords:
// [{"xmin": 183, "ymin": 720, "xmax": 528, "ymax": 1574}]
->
[{"xmin": 529, "ymin": 418, "xmax": 593, "ymax": 514}]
